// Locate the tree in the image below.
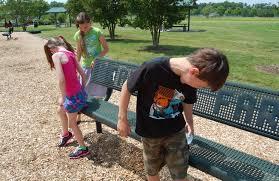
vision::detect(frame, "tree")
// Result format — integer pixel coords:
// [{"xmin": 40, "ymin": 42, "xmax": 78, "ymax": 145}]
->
[
  {"xmin": 49, "ymin": 1, "xmax": 64, "ymax": 8},
  {"xmin": 0, "ymin": 0, "xmax": 7, "ymax": 20},
  {"xmin": 65, "ymin": 0, "xmax": 85, "ymax": 19},
  {"xmin": 216, "ymin": 6, "xmax": 225, "ymax": 16},
  {"xmin": 5, "ymin": 0, "xmax": 34, "ymax": 29},
  {"xmin": 82, "ymin": 0, "xmax": 128, "ymax": 40},
  {"xmin": 128, "ymin": 0, "xmax": 190, "ymax": 47},
  {"xmin": 201, "ymin": 5, "xmax": 214, "ymax": 17},
  {"xmin": 31, "ymin": 0, "xmax": 49, "ymax": 21}
]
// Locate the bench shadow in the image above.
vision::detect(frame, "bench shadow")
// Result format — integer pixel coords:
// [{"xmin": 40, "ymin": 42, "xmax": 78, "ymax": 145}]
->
[
  {"xmin": 84, "ymin": 130, "xmax": 204, "ymax": 180},
  {"xmin": 138, "ymin": 45, "xmax": 199, "ymax": 57},
  {"xmin": 84, "ymin": 131, "xmax": 146, "ymax": 180}
]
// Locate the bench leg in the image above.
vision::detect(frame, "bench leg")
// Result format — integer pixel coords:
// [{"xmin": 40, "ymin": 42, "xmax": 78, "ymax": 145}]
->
[{"xmin": 96, "ymin": 121, "xmax": 102, "ymax": 133}]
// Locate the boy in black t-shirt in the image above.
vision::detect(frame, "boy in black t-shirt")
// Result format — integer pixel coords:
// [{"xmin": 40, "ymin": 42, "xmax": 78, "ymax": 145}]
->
[{"xmin": 117, "ymin": 48, "xmax": 229, "ymax": 181}]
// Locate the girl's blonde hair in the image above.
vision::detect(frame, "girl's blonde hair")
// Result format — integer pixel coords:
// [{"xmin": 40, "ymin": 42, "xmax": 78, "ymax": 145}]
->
[
  {"xmin": 75, "ymin": 12, "xmax": 91, "ymax": 57},
  {"xmin": 44, "ymin": 36, "xmax": 75, "ymax": 70}
]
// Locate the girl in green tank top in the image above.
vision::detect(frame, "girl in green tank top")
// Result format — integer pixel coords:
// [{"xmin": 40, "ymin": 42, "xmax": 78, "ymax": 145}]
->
[{"xmin": 74, "ymin": 12, "xmax": 109, "ymax": 122}]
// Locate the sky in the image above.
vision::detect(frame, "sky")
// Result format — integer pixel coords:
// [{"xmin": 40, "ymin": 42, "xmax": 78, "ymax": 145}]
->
[{"xmin": 47, "ymin": 0, "xmax": 278, "ymax": 5}]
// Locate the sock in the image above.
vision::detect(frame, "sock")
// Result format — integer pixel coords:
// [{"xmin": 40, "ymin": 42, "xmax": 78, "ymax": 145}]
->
[
  {"xmin": 79, "ymin": 146, "xmax": 87, "ymax": 150},
  {"xmin": 62, "ymin": 131, "xmax": 69, "ymax": 137}
]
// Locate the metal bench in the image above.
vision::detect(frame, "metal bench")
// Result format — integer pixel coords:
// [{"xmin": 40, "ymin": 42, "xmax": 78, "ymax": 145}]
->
[
  {"xmin": 172, "ymin": 24, "xmax": 189, "ymax": 32},
  {"xmin": 82, "ymin": 58, "xmax": 279, "ymax": 181},
  {"xmin": 2, "ymin": 32, "xmax": 12, "ymax": 40}
]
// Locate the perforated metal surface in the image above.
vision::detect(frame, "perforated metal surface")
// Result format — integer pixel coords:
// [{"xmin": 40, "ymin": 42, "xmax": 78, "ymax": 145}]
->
[
  {"xmin": 92, "ymin": 58, "xmax": 138, "ymax": 93},
  {"xmin": 190, "ymin": 136, "xmax": 279, "ymax": 181},
  {"xmin": 193, "ymin": 82, "xmax": 279, "ymax": 140},
  {"xmin": 82, "ymin": 98, "xmax": 140, "ymax": 141}
]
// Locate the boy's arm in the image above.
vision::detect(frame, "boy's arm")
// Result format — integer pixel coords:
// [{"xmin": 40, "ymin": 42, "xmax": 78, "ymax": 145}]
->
[
  {"xmin": 117, "ymin": 80, "xmax": 131, "ymax": 137},
  {"xmin": 99, "ymin": 35, "xmax": 109, "ymax": 57},
  {"xmin": 182, "ymin": 103, "xmax": 194, "ymax": 134},
  {"xmin": 53, "ymin": 53, "xmax": 66, "ymax": 103}
]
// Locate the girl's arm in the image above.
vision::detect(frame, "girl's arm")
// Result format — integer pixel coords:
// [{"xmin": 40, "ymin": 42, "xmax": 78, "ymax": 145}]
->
[
  {"xmin": 75, "ymin": 58, "xmax": 87, "ymax": 87},
  {"xmin": 98, "ymin": 35, "xmax": 109, "ymax": 57},
  {"xmin": 53, "ymin": 53, "xmax": 66, "ymax": 100},
  {"xmin": 76, "ymin": 40, "xmax": 82, "ymax": 62}
]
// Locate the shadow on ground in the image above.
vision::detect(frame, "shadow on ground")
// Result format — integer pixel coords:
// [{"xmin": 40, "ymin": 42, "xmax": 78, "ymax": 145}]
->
[
  {"xmin": 106, "ymin": 38, "xmax": 151, "ymax": 44},
  {"xmin": 85, "ymin": 130, "xmax": 146, "ymax": 180},
  {"xmin": 138, "ymin": 45, "xmax": 199, "ymax": 57},
  {"xmin": 165, "ymin": 29, "xmax": 207, "ymax": 33},
  {"xmin": 82, "ymin": 120, "xmax": 203, "ymax": 181}
]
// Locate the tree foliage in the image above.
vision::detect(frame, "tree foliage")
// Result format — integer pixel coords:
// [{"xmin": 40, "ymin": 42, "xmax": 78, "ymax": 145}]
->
[
  {"xmin": 3, "ymin": 0, "xmax": 49, "ymax": 27},
  {"xmin": 192, "ymin": 2, "xmax": 279, "ymax": 17},
  {"xmin": 82, "ymin": 0, "xmax": 128, "ymax": 40},
  {"xmin": 65, "ymin": 0, "xmax": 85, "ymax": 19},
  {"xmin": 49, "ymin": 1, "xmax": 64, "ymax": 8},
  {"xmin": 128, "ymin": 0, "xmax": 192, "ymax": 47},
  {"xmin": 31, "ymin": 0, "xmax": 49, "ymax": 20}
]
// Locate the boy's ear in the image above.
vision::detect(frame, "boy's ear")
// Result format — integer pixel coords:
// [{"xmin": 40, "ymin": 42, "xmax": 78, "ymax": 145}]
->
[{"xmin": 189, "ymin": 67, "xmax": 200, "ymax": 76}]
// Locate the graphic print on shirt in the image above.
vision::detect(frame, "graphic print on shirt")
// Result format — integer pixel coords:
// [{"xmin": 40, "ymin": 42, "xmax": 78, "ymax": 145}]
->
[
  {"xmin": 149, "ymin": 86, "xmax": 185, "ymax": 119},
  {"xmin": 85, "ymin": 35, "xmax": 99, "ymax": 57}
]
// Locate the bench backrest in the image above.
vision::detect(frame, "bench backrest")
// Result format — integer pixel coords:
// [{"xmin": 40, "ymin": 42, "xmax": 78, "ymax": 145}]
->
[
  {"xmin": 194, "ymin": 83, "xmax": 279, "ymax": 140},
  {"xmin": 92, "ymin": 58, "xmax": 138, "ymax": 94},
  {"xmin": 92, "ymin": 58, "xmax": 279, "ymax": 140}
]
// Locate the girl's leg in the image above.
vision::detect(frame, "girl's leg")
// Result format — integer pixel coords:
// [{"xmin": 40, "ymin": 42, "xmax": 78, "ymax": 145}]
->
[
  {"xmin": 76, "ymin": 113, "xmax": 81, "ymax": 124},
  {"xmin": 57, "ymin": 105, "xmax": 68, "ymax": 135},
  {"xmin": 57, "ymin": 106, "xmax": 73, "ymax": 147},
  {"xmin": 68, "ymin": 112, "xmax": 86, "ymax": 146},
  {"xmin": 147, "ymin": 175, "xmax": 160, "ymax": 181}
]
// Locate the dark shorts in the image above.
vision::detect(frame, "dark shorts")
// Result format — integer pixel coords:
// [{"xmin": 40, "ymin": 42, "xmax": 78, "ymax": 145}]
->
[
  {"xmin": 141, "ymin": 129, "xmax": 189, "ymax": 180},
  {"xmin": 63, "ymin": 89, "xmax": 87, "ymax": 113}
]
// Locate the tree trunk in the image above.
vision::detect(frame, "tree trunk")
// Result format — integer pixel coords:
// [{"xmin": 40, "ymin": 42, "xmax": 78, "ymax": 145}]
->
[
  {"xmin": 108, "ymin": 23, "xmax": 116, "ymax": 40},
  {"xmin": 151, "ymin": 25, "xmax": 160, "ymax": 48}
]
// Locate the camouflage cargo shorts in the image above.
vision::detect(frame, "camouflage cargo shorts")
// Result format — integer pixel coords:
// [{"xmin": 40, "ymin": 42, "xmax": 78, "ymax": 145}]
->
[{"xmin": 141, "ymin": 128, "xmax": 189, "ymax": 180}]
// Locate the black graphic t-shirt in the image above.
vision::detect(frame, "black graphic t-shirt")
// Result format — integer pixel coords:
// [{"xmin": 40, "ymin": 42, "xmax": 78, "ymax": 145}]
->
[{"xmin": 127, "ymin": 57, "xmax": 197, "ymax": 138}]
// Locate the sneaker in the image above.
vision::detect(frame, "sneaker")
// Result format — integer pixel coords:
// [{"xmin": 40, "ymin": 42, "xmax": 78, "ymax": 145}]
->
[
  {"xmin": 69, "ymin": 147, "xmax": 90, "ymax": 159},
  {"xmin": 58, "ymin": 132, "xmax": 73, "ymax": 147}
]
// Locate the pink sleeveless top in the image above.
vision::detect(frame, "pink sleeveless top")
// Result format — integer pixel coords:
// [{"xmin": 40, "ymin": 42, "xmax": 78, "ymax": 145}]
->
[{"xmin": 60, "ymin": 50, "xmax": 81, "ymax": 97}]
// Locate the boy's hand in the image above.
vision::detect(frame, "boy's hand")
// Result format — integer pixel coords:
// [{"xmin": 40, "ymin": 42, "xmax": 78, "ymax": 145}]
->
[
  {"xmin": 117, "ymin": 118, "xmax": 131, "ymax": 137},
  {"xmin": 186, "ymin": 124, "xmax": 194, "ymax": 135}
]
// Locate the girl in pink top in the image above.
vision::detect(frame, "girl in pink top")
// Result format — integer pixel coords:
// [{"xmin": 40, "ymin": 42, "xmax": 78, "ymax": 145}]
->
[{"xmin": 44, "ymin": 36, "xmax": 89, "ymax": 159}]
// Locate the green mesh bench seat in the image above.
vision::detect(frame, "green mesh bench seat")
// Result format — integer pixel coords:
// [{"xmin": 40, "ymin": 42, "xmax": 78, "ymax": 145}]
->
[{"xmin": 81, "ymin": 58, "xmax": 279, "ymax": 181}]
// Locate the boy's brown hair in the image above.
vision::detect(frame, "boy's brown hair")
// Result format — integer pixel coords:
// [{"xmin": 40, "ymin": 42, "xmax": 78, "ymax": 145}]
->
[
  {"xmin": 75, "ymin": 12, "xmax": 91, "ymax": 57},
  {"xmin": 188, "ymin": 48, "xmax": 229, "ymax": 91},
  {"xmin": 44, "ymin": 36, "xmax": 75, "ymax": 70}
]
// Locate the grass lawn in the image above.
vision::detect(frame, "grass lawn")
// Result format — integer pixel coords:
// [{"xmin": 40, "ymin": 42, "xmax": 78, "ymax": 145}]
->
[{"xmin": 3, "ymin": 17, "xmax": 278, "ymax": 90}]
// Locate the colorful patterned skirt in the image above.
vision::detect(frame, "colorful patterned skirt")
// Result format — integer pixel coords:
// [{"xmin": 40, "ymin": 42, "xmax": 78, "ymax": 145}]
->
[{"xmin": 63, "ymin": 89, "xmax": 87, "ymax": 113}]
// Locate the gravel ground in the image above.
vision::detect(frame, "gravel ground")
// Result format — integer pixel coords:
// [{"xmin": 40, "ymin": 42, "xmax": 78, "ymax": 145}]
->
[{"xmin": 0, "ymin": 32, "xmax": 278, "ymax": 181}]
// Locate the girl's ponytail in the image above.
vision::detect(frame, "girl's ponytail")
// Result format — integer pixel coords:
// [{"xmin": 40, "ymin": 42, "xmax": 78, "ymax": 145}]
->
[
  {"xmin": 44, "ymin": 36, "xmax": 75, "ymax": 70},
  {"xmin": 76, "ymin": 12, "xmax": 91, "ymax": 57},
  {"xmin": 59, "ymin": 36, "xmax": 75, "ymax": 53}
]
